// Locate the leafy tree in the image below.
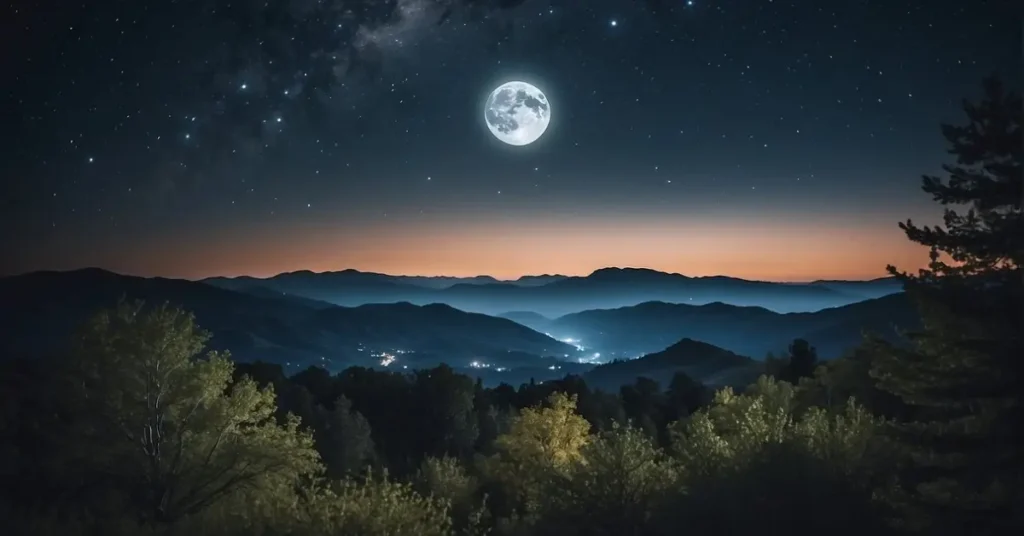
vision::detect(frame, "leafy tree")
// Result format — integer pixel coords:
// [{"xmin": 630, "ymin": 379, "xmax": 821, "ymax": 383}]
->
[
  {"xmin": 540, "ymin": 423, "xmax": 678, "ymax": 536},
  {"xmin": 666, "ymin": 378, "xmax": 894, "ymax": 534},
  {"xmin": 315, "ymin": 395, "xmax": 376, "ymax": 479},
  {"xmin": 298, "ymin": 472, "xmax": 453, "ymax": 536},
  {"xmin": 494, "ymin": 392, "xmax": 591, "ymax": 469},
  {"xmin": 867, "ymin": 75, "xmax": 1023, "ymax": 533},
  {"xmin": 65, "ymin": 300, "xmax": 322, "ymax": 527},
  {"xmin": 669, "ymin": 376, "xmax": 796, "ymax": 476},
  {"xmin": 482, "ymin": 393, "xmax": 591, "ymax": 520},
  {"xmin": 796, "ymin": 347, "xmax": 905, "ymax": 417},
  {"xmin": 416, "ymin": 456, "xmax": 490, "ymax": 536}
]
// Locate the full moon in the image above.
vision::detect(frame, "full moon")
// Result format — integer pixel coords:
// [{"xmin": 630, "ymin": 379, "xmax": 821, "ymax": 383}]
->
[{"xmin": 484, "ymin": 81, "xmax": 551, "ymax": 146}]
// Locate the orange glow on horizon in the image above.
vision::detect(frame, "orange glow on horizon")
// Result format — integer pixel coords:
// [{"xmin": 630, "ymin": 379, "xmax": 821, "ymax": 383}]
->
[{"xmin": 85, "ymin": 214, "xmax": 931, "ymax": 282}]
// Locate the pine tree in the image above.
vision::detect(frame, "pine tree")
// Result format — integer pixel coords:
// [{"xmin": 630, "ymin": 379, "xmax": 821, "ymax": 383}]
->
[
  {"xmin": 784, "ymin": 338, "xmax": 819, "ymax": 384},
  {"xmin": 867, "ymin": 75, "xmax": 1023, "ymax": 533}
]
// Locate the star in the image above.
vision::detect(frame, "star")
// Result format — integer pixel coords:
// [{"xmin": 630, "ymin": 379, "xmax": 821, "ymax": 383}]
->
[
  {"xmin": 240, "ymin": 83, "xmax": 247, "ymax": 90},
  {"xmin": 87, "ymin": 157, "xmax": 94, "ymax": 163},
  {"xmin": 609, "ymin": 19, "xmax": 618, "ymax": 27}
]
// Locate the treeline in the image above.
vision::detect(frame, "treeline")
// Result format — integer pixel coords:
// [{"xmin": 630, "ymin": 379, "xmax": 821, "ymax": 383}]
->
[
  {"xmin": 0, "ymin": 304, "xmax": 901, "ymax": 536},
  {"xmin": 0, "ymin": 78, "xmax": 1020, "ymax": 536}
]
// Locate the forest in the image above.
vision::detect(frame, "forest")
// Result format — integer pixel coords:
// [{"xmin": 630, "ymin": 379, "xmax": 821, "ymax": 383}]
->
[{"xmin": 0, "ymin": 78, "xmax": 1019, "ymax": 536}]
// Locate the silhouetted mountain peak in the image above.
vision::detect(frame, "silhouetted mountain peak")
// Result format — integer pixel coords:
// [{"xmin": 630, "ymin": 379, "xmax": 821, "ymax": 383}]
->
[
  {"xmin": 36, "ymin": 267, "xmax": 122, "ymax": 279},
  {"xmin": 583, "ymin": 337, "xmax": 759, "ymax": 391},
  {"xmin": 664, "ymin": 337, "xmax": 720, "ymax": 353},
  {"xmin": 587, "ymin": 267, "xmax": 683, "ymax": 280},
  {"xmin": 646, "ymin": 337, "xmax": 753, "ymax": 367}
]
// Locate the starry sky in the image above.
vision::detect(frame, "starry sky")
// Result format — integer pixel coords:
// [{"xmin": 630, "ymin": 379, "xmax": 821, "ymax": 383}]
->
[{"xmin": 2, "ymin": 0, "xmax": 1019, "ymax": 281}]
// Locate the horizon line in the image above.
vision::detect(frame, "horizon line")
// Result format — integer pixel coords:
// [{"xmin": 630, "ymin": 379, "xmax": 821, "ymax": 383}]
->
[{"xmin": 3, "ymin": 265, "xmax": 895, "ymax": 285}]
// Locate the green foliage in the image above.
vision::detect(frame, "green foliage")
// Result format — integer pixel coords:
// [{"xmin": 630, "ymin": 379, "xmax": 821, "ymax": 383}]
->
[
  {"xmin": 417, "ymin": 456, "xmax": 478, "ymax": 510},
  {"xmin": 795, "ymin": 346, "xmax": 906, "ymax": 417},
  {"xmin": 65, "ymin": 300, "xmax": 323, "ymax": 527},
  {"xmin": 538, "ymin": 423, "xmax": 678, "ymax": 536},
  {"xmin": 493, "ymin": 392, "xmax": 591, "ymax": 470},
  {"xmin": 483, "ymin": 393, "xmax": 591, "ymax": 520},
  {"xmin": 669, "ymin": 376, "xmax": 795, "ymax": 475},
  {"xmin": 417, "ymin": 456, "xmax": 491, "ymax": 536},
  {"xmin": 298, "ymin": 472, "xmax": 453, "ymax": 536},
  {"xmin": 665, "ymin": 378, "xmax": 895, "ymax": 534}
]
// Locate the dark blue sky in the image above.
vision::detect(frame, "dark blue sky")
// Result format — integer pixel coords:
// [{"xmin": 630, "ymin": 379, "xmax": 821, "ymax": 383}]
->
[{"xmin": 2, "ymin": 0, "xmax": 1019, "ymax": 280}]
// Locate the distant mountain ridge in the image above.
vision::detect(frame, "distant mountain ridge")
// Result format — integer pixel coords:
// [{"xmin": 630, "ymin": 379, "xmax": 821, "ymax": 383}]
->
[
  {"xmin": 0, "ymin": 269, "xmax": 577, "ymax": 374},
  {"xmin": 547, "ymin": 293, "xmax": 918, "ymax": 360},
  {"xmin": 204, "ymin": 270, "xmax": 568, "ymax": 291},
  {"xmin": 203, "ymin": 267, "xmax": 902, "ymax": 317}
]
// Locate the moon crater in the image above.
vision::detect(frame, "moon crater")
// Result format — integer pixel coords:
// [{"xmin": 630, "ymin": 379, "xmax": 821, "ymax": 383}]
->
[{"xmin": 484, "ymin": 81, "xmax": 551, "ymax": 146}]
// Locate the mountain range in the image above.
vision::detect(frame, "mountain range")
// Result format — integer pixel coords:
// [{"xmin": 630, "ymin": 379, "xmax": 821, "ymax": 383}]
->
[
  {"xmin": 0, "ymin": 269, "xmax": 578, "ymax": 376},
  {"xmin": 533, "ymin": 292, "xmax": 919, "ymax": 360},
  {"xmin": 0, "ymin": 267, "xmax": 914, "ymax": 387},
  {"xmin": 204, "ymin": 267, "xmax": 902, "ymax": 317}
]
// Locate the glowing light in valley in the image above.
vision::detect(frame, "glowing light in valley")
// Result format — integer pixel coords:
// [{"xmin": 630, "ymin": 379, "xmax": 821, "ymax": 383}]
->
[
  {"xmin": 559, "ymin": 336, "xmax": 586, "ymax": 351},
  {"xmin": 378, "ymin": 352, "xmax": 397, "ymax": 366}
]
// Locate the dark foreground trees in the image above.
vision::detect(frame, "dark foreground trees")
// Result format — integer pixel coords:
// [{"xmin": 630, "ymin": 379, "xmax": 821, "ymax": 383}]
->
[{"xmin": 865, "ymin": 75, "xmax": 1023, "ymax": 534}]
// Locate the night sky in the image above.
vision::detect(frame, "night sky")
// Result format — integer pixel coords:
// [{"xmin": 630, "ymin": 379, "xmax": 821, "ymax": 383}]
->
[{"xmin": 2, "ymin": 0, "xmax": 1019, "ymax": 281}]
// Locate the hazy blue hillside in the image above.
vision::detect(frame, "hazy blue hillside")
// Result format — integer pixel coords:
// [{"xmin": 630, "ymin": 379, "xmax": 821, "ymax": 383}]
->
[
  {"xmin": 206, "ymin": 267, "xmax": 897, "ymax": 316},
  {"xmin": 549, "ymin": 292, "xmax": 917, "ymax": 360},
  {"xmin": 0, "ymin": 270, "xmax": 577, "ymax": 375},
  {"xmin": 497, "ymin": 311, "xmax": 553, "ymax": 332},
  {"xmin": 808, "ymin": 277, "xmax": 904, "ymax": 300},
  {"xmin": 0, "ymin": 269, "xmax": 914, "ymax": 388}
]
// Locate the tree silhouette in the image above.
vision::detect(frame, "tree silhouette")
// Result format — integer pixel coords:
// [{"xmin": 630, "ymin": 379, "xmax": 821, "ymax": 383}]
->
[
  {"xmin": 785, "ymin": 338, "xmax": 819, "ymax": 382},
  {"xmin": 315, "ymin": 395, "xmax": 376, "ymax": 479},
  {"xmin": 868, "ymin": 75, "xmax": 1023, "ymax": 533}
]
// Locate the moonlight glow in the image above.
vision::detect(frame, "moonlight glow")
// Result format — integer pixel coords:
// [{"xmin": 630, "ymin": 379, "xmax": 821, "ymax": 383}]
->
[{"xmin": 484, "ymin": 81, "xmax": 551, "ymax": 146}]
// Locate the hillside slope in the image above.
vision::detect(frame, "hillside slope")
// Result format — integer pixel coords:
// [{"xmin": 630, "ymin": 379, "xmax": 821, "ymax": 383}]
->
[{"xmin": 0, "ymin": 270, "xmax": 576, "ymax": 373}]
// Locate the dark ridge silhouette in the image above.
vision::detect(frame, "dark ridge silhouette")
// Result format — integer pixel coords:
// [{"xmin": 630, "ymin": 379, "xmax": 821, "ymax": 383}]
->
[
  {"xmin": 204, "ymin": 266, "xmax": 902, "ymax": 316},
  {"xmin": 584, "ymin": 338, "xmax": 761, "ymax": 392}
]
